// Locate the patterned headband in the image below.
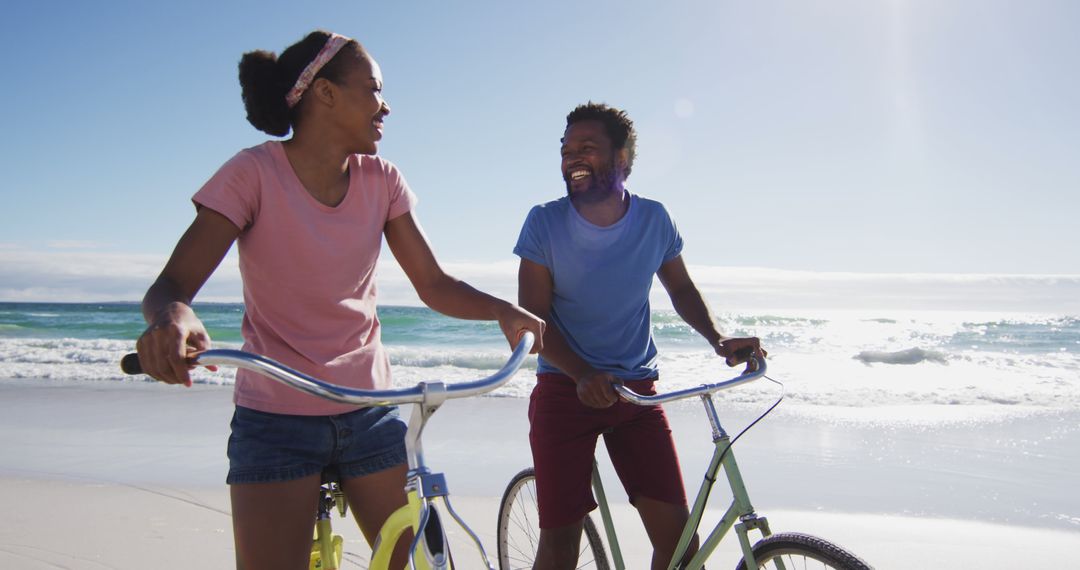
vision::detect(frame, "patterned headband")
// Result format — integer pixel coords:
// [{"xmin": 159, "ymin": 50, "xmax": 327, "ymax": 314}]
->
[{"xmin": 285, "ymin": 33, "xmax": 351, "ymax": 108}]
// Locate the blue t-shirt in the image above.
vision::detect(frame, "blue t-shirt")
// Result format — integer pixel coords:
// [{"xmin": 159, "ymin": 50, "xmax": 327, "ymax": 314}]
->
[{"xmin": 513, "ymin": 193, "xmax": 683, "ymax": 380}]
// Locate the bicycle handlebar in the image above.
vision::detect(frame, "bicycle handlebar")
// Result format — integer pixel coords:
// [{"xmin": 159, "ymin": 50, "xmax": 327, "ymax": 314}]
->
[
  {"xmin": 120, "ymin": 332, "xmax": 535, "ymax": 407},
  {"xmin": 613, "ymin": 355, "xmax": 767, "ymax": 406}
]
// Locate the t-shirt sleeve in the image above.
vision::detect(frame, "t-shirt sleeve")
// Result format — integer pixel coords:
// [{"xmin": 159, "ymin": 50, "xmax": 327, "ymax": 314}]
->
[
  {"xmin": 661, "ymin": 204, "xmax": 684, "ymax": 263},
  {"xmin": 513, "ymin": 206, "xmax": 549, "ymax": 267},
  {"xmin": 191, "ymin": 151, "xmax": 261, "ymax": 231},
  {"xmin": 383, "ymin": 160, "xmax": 418, "ymax": 221}
]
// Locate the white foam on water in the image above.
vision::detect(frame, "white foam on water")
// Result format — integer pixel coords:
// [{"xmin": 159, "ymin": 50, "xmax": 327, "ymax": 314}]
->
[
  {"xmin": 0, "ymin": 337, "xmax": 238, "ymax": 385},
  {"xmin": 3, "ymin": 307, "xmax": 1077, "ymax": 426}
]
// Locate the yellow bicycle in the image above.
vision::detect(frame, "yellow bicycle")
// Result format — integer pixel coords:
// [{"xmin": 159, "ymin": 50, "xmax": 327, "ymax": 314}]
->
[{"xmin": 123, "ymin": 331, "xmax": 534, "ymax": 570}]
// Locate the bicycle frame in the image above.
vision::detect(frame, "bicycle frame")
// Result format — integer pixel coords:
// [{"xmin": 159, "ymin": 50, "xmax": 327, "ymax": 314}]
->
[
  {"xmin": 301, "ymin": 393, "xmax": 472, "ymax": 570},
  {"xmin": 599, "ymin": 358, "xmax": 771, "ymax": 570},
  {"xmin": 312, "ymin": 478, "xmax": 347, "ymax": 570},
  {"xmin": 371, "ymin": 381, "xmax": 498, "ymax": 570}
]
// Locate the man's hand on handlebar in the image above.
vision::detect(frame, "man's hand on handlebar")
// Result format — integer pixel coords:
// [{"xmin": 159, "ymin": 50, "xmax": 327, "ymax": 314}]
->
[
  {"xmin": 576, "ymin": 370, "xmax": 620, "ymax": 409},
  {"xmin": 713, "ymin": 336, "xmax": 767, "ymax": 373}
]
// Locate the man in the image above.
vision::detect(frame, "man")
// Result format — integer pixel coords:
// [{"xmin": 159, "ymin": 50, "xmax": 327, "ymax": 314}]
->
[{"xmin": 514, "ymin": 102, "xmax": 765, "ymax": 569}]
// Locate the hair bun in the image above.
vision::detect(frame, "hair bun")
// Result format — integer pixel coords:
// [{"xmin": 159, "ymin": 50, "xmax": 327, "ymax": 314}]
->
[{"xmin": 238, "ymin": 50, "xmax": 291, "ymax": 136}]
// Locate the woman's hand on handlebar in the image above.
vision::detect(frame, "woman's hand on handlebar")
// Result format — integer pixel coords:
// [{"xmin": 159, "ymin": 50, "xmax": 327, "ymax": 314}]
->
[
  {"xmin": 495, "ymin": 303, "xmax": 546, "ymax": 354},
  {"xmin": 136, "ymin": 302, "xmax": 216, "ymax": 387},
  {"xmin": 713, "ymin": 336, "xmax": 767, "ymax": 372}
]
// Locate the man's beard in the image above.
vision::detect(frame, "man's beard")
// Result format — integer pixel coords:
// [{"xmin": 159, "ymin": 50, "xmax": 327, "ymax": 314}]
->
[{"xmin": 564, "ymin": 158, "xmax": 618, "ymax": 203}]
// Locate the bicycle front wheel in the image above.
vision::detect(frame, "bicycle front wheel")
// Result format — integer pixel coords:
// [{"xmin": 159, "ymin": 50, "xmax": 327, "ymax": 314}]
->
[
  {"xmin": 736, "ymin": 532, "xmax": 873, "ymax": 570},
  {"xmin": 497, "ymin": 467, "xmax": 610, "ymax": 570}
]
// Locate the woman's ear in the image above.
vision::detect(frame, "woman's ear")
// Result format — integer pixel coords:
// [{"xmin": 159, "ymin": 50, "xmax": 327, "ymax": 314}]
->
[{"xmin": 310, "ymin": 77, "xmax": 336, "ymax": 107}]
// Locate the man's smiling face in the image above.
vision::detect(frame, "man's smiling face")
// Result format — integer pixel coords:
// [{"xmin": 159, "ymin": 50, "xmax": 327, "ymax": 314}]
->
[{"xmin": 560, "ymin": 120, "xmax": 625, "ymax": 201}]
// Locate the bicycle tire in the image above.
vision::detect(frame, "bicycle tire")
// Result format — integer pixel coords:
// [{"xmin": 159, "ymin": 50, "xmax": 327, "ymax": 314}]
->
[
  {"xmin": 496, "ymin": 467, "xmax": 610, "ymax": 570},
  {"xmin": 735, "ymin": 532, "xmax": 873, "ymax": 570}
]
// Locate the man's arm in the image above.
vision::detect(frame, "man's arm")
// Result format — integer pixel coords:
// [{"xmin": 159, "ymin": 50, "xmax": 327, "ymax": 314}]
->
[
  {"xmin": 518, "ymin": 258, "xmax": 619, "ymax": 408},
  {"xmin": 657, "ymin": 255, "xmax": 763, "ymax": 367}
]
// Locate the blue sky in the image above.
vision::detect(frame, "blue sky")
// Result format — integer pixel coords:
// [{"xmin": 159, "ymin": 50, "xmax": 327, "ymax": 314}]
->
[{"xmin": 1, "ymin": 0, "xmax": 1078, "ymax": 308}]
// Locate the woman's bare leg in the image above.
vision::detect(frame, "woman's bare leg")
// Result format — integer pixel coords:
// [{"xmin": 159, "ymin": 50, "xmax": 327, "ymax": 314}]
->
[
  {"xmin": 231, "ymin": 474, "xmax": 322, "ymax": 570},
  {"xmin": 343, "ymin": 463, "xmax": 412, "ymax": 569}
]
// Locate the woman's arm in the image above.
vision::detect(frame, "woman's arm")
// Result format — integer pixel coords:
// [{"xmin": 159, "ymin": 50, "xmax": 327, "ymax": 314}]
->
[
  {"xmin": 384, "ymin": 211, "xmax": 544, "ymax": 351},
  {"xmin": 137, "ymin": 207, "xmax": 241, "ymax": 386}
]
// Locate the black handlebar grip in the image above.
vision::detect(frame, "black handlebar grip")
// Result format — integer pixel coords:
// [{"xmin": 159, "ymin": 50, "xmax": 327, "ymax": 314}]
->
[
  {"xmin": 121, "ymin": 353, "xmax": 143, "ymax": 375},
  {"xmin": 734, "ymin": 346, "xmax": 754, "ymax": 361}
]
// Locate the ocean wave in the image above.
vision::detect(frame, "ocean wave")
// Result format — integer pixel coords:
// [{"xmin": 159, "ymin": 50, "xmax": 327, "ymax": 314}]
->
[
  {"xmin": 1056, "ymin": 514, "xmax": 1080, "ymax": 527},
  {"xmin": 2, "ymin": 308, "xmax": 1078, "ymax": 422},
  {"xmin": 386, "ymin": 346, "xmax": 538, "ymax": 371},
  {"xmin": 854, "ymin": 347, "xmax": 950, "ymax": 365},
  {"xmin": 0, "ymin": 337, "xmax": 236, "ymax": 385}
]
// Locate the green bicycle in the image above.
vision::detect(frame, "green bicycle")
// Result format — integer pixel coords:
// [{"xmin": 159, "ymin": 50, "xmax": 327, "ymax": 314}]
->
[
  {"xmin": 496, "ymin": 357, "xmax": 873, "ymax": 570},
  {"xmin": 123, "ymin": 331, "xmax": 534, "ymax": 570}
]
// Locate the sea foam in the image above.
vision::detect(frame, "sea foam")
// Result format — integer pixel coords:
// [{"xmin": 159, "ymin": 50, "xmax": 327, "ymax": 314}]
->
[
  {"xmin": 854, "ymin": 347, "xmax": 950, "ymax": 365},
  {"xmin": 1, "ymin": 304, "xmax": 1077, "ymax": 424}
]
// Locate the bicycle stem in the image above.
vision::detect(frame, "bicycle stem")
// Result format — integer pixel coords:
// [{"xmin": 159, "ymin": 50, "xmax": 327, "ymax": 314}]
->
[
  {"xmin": 700, "ymin": 392, "xmax": 730, "ymax": 440},
  {"xmin": 404, "ymin": 381, "xmax": 449, "ymax": 474}
]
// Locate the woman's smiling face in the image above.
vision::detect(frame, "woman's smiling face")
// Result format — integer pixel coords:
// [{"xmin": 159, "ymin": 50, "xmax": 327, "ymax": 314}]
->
[{"xmin": 332, "ymin": 51, "xmax": 391, "ymax": 155}]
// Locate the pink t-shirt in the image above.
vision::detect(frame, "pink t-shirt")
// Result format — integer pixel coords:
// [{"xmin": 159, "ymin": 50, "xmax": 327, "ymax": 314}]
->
[{"xmin": 193, "ymin": 141, "xmax": 417, "ymax": 415}]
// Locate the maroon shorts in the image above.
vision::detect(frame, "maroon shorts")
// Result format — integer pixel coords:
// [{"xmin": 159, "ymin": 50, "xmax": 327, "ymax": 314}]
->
[{"xmin": 528, "ymin": 373, "xmax": 687, "ymax": 529}]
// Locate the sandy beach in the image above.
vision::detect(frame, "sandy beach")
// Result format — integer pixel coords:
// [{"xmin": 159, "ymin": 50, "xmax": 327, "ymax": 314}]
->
[{"xmin": 2, "ymin": 378, "xmax": 1079, "ymax": 569}]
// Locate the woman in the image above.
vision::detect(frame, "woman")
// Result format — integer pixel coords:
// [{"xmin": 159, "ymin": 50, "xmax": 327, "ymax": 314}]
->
[{"xmin": 135, "ymin": 30, "xmax": 544, "ymax": 569}]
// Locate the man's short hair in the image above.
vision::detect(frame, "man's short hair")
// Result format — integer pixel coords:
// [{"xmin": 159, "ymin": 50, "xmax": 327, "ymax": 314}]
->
[{"xmin": 566, "ymin": 102, "xmax": 637, "ymax": 177}]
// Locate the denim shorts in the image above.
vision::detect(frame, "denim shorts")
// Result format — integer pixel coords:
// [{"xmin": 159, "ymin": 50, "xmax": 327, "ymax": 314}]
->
[{"xmin": 226, "ymin": 404, "xmax": 408, "ymax": 485}]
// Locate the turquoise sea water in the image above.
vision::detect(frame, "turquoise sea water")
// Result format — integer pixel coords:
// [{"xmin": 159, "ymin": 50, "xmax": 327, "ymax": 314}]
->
[{"xmin": 1, "ymin": 302, "xmax": 1078, "ymax": 419}]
